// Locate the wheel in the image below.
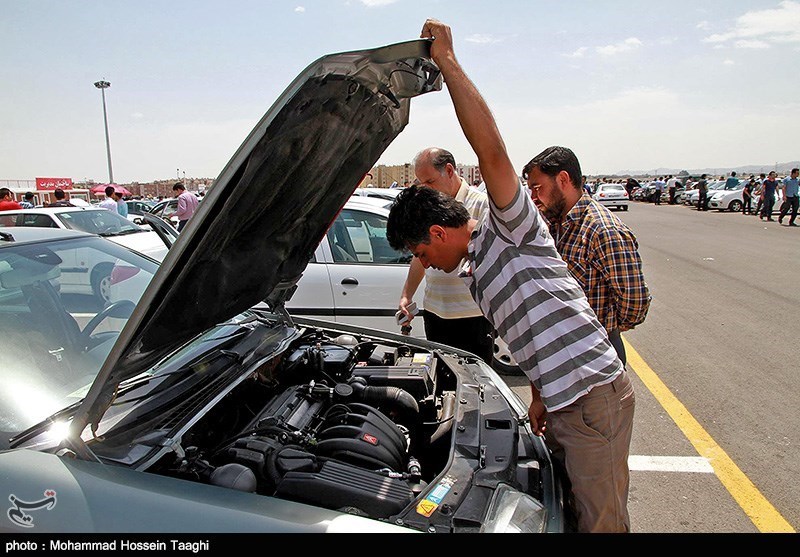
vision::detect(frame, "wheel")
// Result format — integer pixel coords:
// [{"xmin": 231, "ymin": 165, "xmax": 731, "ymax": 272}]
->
[
  {"xmin": 91, "ymin": 263, "xmax": 114, "ymax": 304},
  {"xmin": 492, "ymin": 337, "xmax": 523, "ymax": 376},
  {"xmin": 622, "ymin": 205, "xmax": 628, "ymax": 211},
  {"xmin": 728, "ymin": 200, "xmax": 743, "ymax": 213}
]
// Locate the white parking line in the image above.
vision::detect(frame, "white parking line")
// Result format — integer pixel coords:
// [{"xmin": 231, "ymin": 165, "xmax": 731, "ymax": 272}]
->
[{"xmin": 629, "ymin": 455, "xmax": 713, "ymax": 473}]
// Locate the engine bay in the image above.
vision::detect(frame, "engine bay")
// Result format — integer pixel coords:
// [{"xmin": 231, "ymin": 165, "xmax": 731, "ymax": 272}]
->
[{"xmin": 150, "ymin": 326, "xmax": 470, "ymax": 522}]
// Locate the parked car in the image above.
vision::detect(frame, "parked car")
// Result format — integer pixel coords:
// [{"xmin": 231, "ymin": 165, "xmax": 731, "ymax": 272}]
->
[
  {"xmin": 592, "ymin": 183, "xmax": 629, "ymax": 211},
  {"xmin": 0, "ymin": 39, "xmax": 563, "ymax": 534},
  {"xmin": 350, "ymin": 187, "xmax": 404, "ymax": 202},
  {"xmin": 125, "ymin": 200, "xmax": 157, "ymax": 225},
  {"xmin": 0, "ymin": 207, "xmax": 170, "ymax": 261},
  {"xmin": 708, "ymin": 182, "xmax": 746, "ymax": 212},
  {"xmin": 683, "ymin": 181, "xmax": 725, "ymax": 207}
]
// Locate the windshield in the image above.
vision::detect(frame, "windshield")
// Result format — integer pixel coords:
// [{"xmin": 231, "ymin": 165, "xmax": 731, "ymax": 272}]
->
[
  {"xmin": 56, "ymin": 210, "xmax": 144, "ymax": 236},
  {"xmin": 0, "ymin": 236, "xmax": 158, "ymax": 437}
]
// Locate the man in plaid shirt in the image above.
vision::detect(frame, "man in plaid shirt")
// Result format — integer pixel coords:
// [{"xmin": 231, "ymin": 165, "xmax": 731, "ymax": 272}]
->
[{"xmin": 523, "ymin": 146, "xmax": 650, "ymax": 366}]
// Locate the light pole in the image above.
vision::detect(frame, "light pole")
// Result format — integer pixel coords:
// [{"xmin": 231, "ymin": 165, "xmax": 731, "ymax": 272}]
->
[{"xmin": 94, "ymin": 80, "xmax": 114, "ymax": 184}]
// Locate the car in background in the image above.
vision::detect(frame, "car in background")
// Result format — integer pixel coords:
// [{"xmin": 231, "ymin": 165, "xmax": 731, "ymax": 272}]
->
[
  {"xmin": 0, "ymin": 207, "xmax": 170, "ymax": 262},
  {"xmin": 0, "ymin": 39, "xmax": 562, "ymax": 534},
  {"xmin": 0, "ymin": 208, "xmax": 172, "ymax": 304},
  {"xmin": 125, "ymin": 199, "xmax": 157, "ymax": 225},
  {"xmin": 683, "ymin": 181, "xmax": 725, "ymax": 207},
  {"xmin": 350, "ymin": 186, "xmax": 404, "ymax": 202},
  {"xmin": 592, "ymin": 183, "xmax": 629, "ymax": 211},
  {"xmin": 708, "ymin": 181, "xmax": 746, "ymax": 212}
]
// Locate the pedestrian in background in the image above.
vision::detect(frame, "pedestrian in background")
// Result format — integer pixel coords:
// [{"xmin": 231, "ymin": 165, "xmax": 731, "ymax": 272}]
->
[
  {"xmin": 19, "ymin": 192, "xmax": 35, "ymax": 208},
  {"xmin": 696, "ymin": 174, "xmax": 709, "ymax": 211},
  {"xmin": 666, "ymin": 175, "xmax": 679, "ymax": 204},
  {"xmin": 113, "ymin": 191, "xmax": 128, "ymax": 218},
  {"xmin": 760, "ymin": 171, "xmax": 779, "ymax": 221},
  {"xmin": 172, "ymin": 182, "xmax": 199, "ymax": 232},
  {"xmin": 742, "ymin": 177, "xmax": 754, "ymax": 215},
  {"xmin": 0, "ymin": 188, "xmax": 22, "ymax": 211},
  {"xmin": 778, "ymin": 168, "xmax": 799, "ymax": 227},
  {"xmin": 47, "ymin": 188, "xmax": 74, "ymax": 207},
  {"xmin": 754, "ymin": 173, "xmax": 766, "ymax": 217},
  {"xmin": 99, "ymin": 186, "xmax": 119, "ymax": 213},
  {"xmin": 725, "ymin": 171, "xmax": 739, "ymax": 190}
]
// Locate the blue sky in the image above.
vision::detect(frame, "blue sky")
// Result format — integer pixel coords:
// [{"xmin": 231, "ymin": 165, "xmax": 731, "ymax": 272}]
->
[{"xmin": 2, "ymin": 0, "xmax": 798, "ymax": 183}]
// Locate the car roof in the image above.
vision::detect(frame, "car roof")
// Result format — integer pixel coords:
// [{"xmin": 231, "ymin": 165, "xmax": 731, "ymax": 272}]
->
[
  {"xmin": 0, "ymin": 225, "xmax": 93, "ymax": 245},
  {"xmin": 0, "ymin": 207, "xmax": 109, "ymax": 215}
]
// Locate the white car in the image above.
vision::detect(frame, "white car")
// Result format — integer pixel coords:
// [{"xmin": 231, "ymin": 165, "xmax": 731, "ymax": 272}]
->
[
  {"xmin": 287, "ymin": 199, "xmax": 520, "ymax": 375},
  {"xmin": 0, "ymin": 207, "xmax": 169, "ymax": 262},
  {"xmin": 592, "ymin": 183, "xmax": 629, "ymax": 211},
  {"xmin": 683, "ymin": 181, "xmax": 725, "ymax": 207},
  {"xmin": 350, "ymin": 187, "xmax": 403, "ymax": 202},
  {"xmin": 0, "ymin": 207, "xmax": 171, "ymax": 303},
  {"xmin": 708, "ymin": 182, "xmax": 746, "ymax": 212}
]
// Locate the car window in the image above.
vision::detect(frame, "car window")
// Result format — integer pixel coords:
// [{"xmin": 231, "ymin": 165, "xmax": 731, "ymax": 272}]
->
[
  {"xmin": 327, "ymin": 209, "xmax": 411, "ymax": 265},
  {"xmin": 16, "ymin": 214, "xmax": 59, "ymax": 229}
]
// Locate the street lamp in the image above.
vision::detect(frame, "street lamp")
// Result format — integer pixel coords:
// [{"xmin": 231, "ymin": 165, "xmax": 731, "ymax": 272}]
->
[{"xmin": 94, "ymin": 80, "xmax": 114, "ymax": 184}]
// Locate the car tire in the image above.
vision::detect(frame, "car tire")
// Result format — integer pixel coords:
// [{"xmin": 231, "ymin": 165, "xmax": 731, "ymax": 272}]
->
[
  {"xmin": 728, "ymin": 200, "xmax": 743, "ymax": 213},
  {"xmin": 622, "ymin": 205, "xmax": 628, "ymax": 211},
  {"xmin": 91, "ymin": 263, "xmax": 114, "ymax": 305}
]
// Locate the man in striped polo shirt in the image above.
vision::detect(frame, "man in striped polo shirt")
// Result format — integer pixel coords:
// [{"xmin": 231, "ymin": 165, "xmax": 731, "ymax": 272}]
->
[
  {"xmin": 397, "ymin": 147, "xmax": 494, "ymax": 364},
  {"xmin": 387, "ymin": 19, "xmax": 635, "ymax": 532}
]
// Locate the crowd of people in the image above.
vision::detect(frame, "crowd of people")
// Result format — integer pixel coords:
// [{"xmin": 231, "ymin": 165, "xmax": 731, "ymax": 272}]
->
[
  {"xmin": 623, "ymin": 169, "xmax": 799, "ymax": 226},
  {"xmin": 0, "ymin": 182, "xmax": 203, "ymax": 228}
]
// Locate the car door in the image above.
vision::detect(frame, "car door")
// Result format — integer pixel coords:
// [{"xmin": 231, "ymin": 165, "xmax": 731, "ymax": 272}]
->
[{"xmin": 287, "ymin": 206, "xmax": 425, "ymax": 337}]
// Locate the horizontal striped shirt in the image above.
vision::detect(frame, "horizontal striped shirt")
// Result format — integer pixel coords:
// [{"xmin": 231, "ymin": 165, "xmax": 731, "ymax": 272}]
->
[
  {"xmin": 423, "ymin": 178, "xmax": 488, "ymax": 319},
  {"xmin": 460, "ymin": 184, "xmax": 622, "ymax": 411}
]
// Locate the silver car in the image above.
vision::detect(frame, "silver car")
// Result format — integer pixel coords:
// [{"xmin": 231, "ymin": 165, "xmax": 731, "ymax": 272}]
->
[{"xmin": 0, "ymin": 39, "xmax": 563, "ymax": 534}]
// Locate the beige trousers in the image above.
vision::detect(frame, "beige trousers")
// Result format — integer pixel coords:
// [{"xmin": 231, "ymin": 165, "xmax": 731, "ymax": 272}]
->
[{"xmin": 546, "ymin": 369, "xmax": 636, "ymax": 533}]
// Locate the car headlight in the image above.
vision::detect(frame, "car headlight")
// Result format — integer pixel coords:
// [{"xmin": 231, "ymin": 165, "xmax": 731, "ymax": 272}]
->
[{"xmin": 480, "ymin": 484, "xmax": 548, "ymax": 533}]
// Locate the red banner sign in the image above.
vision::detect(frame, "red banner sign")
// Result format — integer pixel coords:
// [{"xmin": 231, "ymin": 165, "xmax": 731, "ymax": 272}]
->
[{"xmin": 36, "ymin": 177, "xmax": 73, "ymax": 190}]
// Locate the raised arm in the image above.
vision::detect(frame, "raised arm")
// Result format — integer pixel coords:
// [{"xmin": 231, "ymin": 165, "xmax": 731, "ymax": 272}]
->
[{"xmin": 421, "ymin": 19, "xmax": 520, "ymax": 209}]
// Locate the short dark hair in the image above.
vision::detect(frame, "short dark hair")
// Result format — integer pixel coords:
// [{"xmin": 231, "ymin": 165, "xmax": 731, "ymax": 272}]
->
[
  {"xmin": 24, "ymin": 192, "xmax": 34, "ymax": 200},
  {"xmin": 792, "ymin": 168, "xmax": 799, "ymax": 174},
  {"xmin": 521, "ymin": 146, "xmax": 583, "ymax": 191},
  {"xmin": 54, "ymin": 188, "xmax": 66, "ymax": 200},
  {"xmin": 173, "ymin": 183, "xmax": 185, "ymax": 191},
  {"xmin": 387, "ymin": 185, "xmax": 470, "ymax": 251},
  {"xmin": 105, "ymin": 186, "xmax": 115, "ymax": 197}
]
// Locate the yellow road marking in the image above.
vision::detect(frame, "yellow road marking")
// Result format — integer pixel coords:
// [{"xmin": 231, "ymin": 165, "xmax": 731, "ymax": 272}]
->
[{"xmin": 623, "ymin": 336, "xmax": 795, "ymax": 533}]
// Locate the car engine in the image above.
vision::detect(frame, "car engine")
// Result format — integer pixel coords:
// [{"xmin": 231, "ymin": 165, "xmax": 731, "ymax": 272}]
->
[{"xmin": 153, "ymin": 327, "xmax": 460, "ymax": 520}]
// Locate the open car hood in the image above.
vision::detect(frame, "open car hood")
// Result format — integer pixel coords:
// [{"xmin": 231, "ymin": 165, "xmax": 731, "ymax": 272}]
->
[{"xmin": 71, "ymin": 39, "xmax": 441, "ymax": 437}]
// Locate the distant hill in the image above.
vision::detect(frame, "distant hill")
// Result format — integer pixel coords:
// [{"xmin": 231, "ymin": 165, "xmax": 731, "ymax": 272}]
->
[{"xmin": 612, "ymin": 161, "xmax": 800, "ymax": 178}]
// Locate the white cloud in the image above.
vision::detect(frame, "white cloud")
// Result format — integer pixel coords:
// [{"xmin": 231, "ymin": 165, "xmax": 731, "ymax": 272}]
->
[
  {"xmin": 294, "ymin": 6, "xmax": 305, "ymax": 13},
  {"xmin": 563, "ymin": 46, "xmax": 588, "ymax": 58},
  {"xmin": 735, "ymin": 39, "xmax": 770, "ymax": 49},
  {"xmin": 596, "ymin": 37, "xmax": 642, "ymax": 56},
  {"xmin": 465, "ymin": 34, "xmax": 502, "ymax": 45},
  {"xmin": 723, "ymin": 59, "xmax": 735, "ymax": 66},
  {"xmin": 703, "ymin": 1, "xmax": 800, "ymax": 46},
  {"xmin": 696, "ymin": 20, "xmax": 711, "ymax": 31},
  {"xmin": 358, "ymin": 0, "xmax": 398, "ymax": 6}
]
